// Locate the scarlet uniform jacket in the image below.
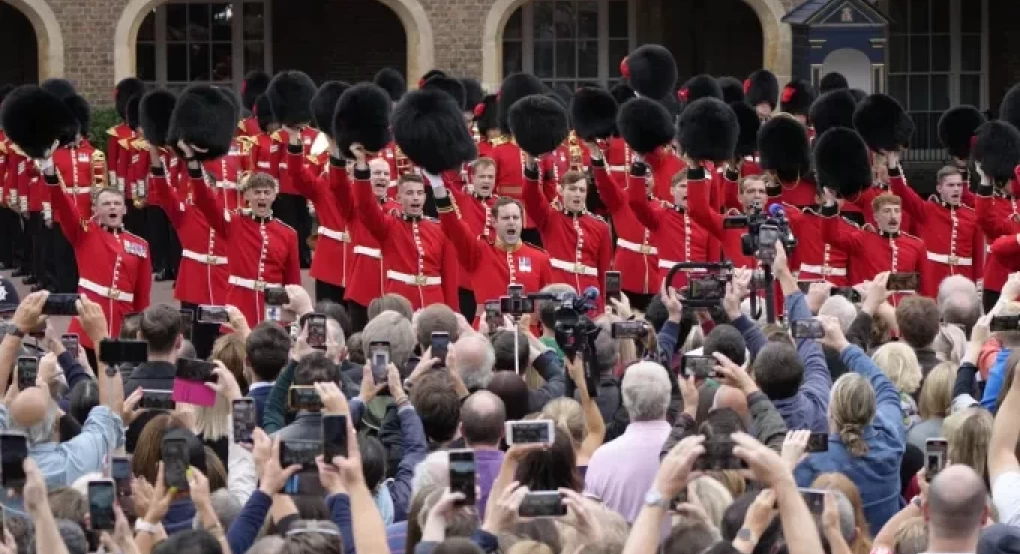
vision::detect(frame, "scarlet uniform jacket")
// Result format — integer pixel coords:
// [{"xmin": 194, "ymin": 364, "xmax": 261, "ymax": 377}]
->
[
  {"xmin": 782, "ymin": 203, "xmax": 853, "ymax": 287},
  {"xmin": 688, "ymin": 167, "xmax": 758, "ymax": 269},
  {"xmin": 287, "ymin": 148, "xmax": 349, "ymax": 288},
  {"xmin": 52, "ymin": 142, "xmax": 105, "ymax": 216},
  {"xmin": 440, "ymin": 172, "xmax": 499, "ymax": 291},
  {"xmin": 768, "ymin": 177, "xmax": 817, "ymax": 209},
  {"xmin": 489, "ymin": 135, "xmax": 557, "ymax": 229},
  {"xmin": 591, "ymin": 159, "xmax": 660, "ymax": 296},
  {"xmin": 189, "ymin": 165, "xmax": 301, "ymax": 326},
  {"xmin": 844, "ymin": 186, "xmax": 917, "ymax": 237},
  {"xmin": 128, "ymin": 139, "xmax": 182, "ymax": 205},
  {"xmin": 988, "ymin": 234, "xmax": 1020, "ymax": 288},
  {"xmin": 643, "ymin": 146, "xmax": 686, "ymax": 203},
  {"xmin": 202, "ymin": 139, "xmax": 248, "ymax": 212},
  {"xmin": 47, "ymin": 174, "xmax": 151, "ymax": 349},
  {"xmin": 237, "ymin": 117, "xmax": 261, "ymax": 140},
  {"xmin": 11, "ymin": 148, "xmax": 43, "ymax": 213},
  {"xmin": 106, "ymin": 122, "xmax": 134, "ymax": 191},
  {"xmin": 975, "ymin": 185, "xmax": 1020, "ymax": 293},
  {"xmin": 821, "ymin": 203, "xmax": 925, "ymax": 289},
  {"xmin": 149, "ymin": 163, "xmax": 229, "ymax": 307}
]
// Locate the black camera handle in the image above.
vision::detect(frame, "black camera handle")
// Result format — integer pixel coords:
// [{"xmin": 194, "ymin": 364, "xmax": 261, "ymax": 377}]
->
[{"xmin": 748, "ymin": 263, "xmax": 778, "ymax": 324}]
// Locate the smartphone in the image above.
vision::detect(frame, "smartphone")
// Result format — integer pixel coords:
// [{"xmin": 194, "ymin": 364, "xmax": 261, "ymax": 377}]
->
[
  {"xmin": 926, "ymin": 438, "xmax": 949, "ymax": 478},
  {"xmin": 431, "ymin": 332, "xmax": 450, "ymax": 364},
  {"xmin": 197, "ymin": 305, "xmax": 230, "ymax": 324},
  {"xmin": 288, "ymin": 386, "xmax": 322, "ymax": 411},
  {"xmin": 831, "ymin": 286, "xmax": 862, "ymax": 303},
  {"xmin": 98, "ymin": 339, "xmax": 149, "ymax": 365},
  {"xmin": 687, "ymin": 277, "xmax": 726, "ymax": 301},
  {"xmin": 279, "ymin": 439, "xmax": 320, "ymax": 469},
  {"xmin": 611, "ymin": 320, "xmax": 646, "ymax": 339},
  {"xmin": 322, "ymin": 414, "xmax": 348, "ymax": 460},
  {"xmin": 886, "ymin": 272, "xmax": 920, "ymax": 292},
  {"xmin": 16, "ymin": 357, "xmax": 38, "ymax": 390},
  {"xmin": 41, "ymin": 293, "xmax": 80, "ymax": 316},
  {"xmin": 0, "ymin": 432, "xmax": 27, "ymax": 489},
  {"xmin": 87, "ymin": 479, "xmax": 117, "ymax": 530},
  {"xmin": 139, "ymin": 389, "xmax": 176, "ymax": 410},
  {"xmin": 605, "ymin": 271, "xmax": 622, "ymax": 303},
  {"xmin": 800, "ymin": 488, "xmax": 826, "ymax": 515},
  {"xmin": 179, "ymin": 309, "xmax": 194, "ymax": 341},
  {"xmin": 61, "ymin": 333, "xmax": 80, "ymax": 356},
  {"xmin": 175, "ymin": 358, "xmax": 216, "ymax": 382},
  {"xmin": 306, "ymin": 314, "xmax": 327, "ymax": 350},
  {"xmin": 681, "ymin": 354, "xmax": 716, "ymax": 379},
  {"xmin": 264, "ymin": 287, "xmax": 290, "ymax": 306},
  {"xmin": 111, "ymin": 455, "xmax": 132, "ymax": 498},
  {"xmin": 807, "ymin": 433, "xmax": 829, "ymax": 453},
  {"xmin": 991, "ymin": 315, "xmax": 1020, "ymax": 333},
  {"xmin": 231, "ymin": 399, "xmax": 256, "ymax": 444},
  {"xmin": 368, "ymin": 341, "xmax": 391, "ymax": 383},
  {"xmin": 505, "ymin": 420, "xmax": 555, "ymax": 446},
  {"xmin": 484, "ymin": 300, "xmax": 502, "ymax": 330},
  {"xmin": 791, "ymin": 319, "xmax": 825, "ymax": 340},
  {"xmin": 448, "ymin": 449, "xmax": 476, "ymax": 505},
  {"xmin": 519, "ymin": 491, "xmax": 567, "ymax": 517},
  {"xmin": 161, "ymin": 437, "xmax": 190, "ymax": 490},
  {"xmin": 694, "ymin": 437, "xmax": 747, "ymax": 471},
  {"xmin": 499, "ymin": 295, "xmax": 535, "ymax": 316}
]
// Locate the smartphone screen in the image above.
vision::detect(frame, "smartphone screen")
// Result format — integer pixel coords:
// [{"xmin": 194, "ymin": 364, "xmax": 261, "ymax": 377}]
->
[
  {"xmin": 448, "ymin": 450, "xmax": 476, "ymax": 505},
  {"xmin": 179, "ymin": 309, "xmax": 194, "ymax": 341},
  {"xmin": 61, "ymin": 334, "xmax": 80, "ymax": 356},
  {"xmin": 161, "ymin": 438, "xmax": 190, "ymax": 490},
  {"xmin": 306, "ymin": 314, "xmax": 327, "ymax": 350},
  {"xmin": 484, "ymin": 301, "xmax": 502, "ymax": 329},
  {"xmin": 197, "ymin": 305, "xmax": 230, "ymax": 324},
  {"xmin": 887, "ymin": 272, "xmax": 920, "ymax": 292},
  {"xmin": 605, "ymin": 271, "xmax": 622, "ymax": 302},
  {"xmin": 369, "ymin": 341, "xmax": 391, "ymax": 383},
  {"xmin": 288, "ymin": 386, "xmax": 322, "ymax": 411},
  {"xmin": 232, "ymin": 399, "xmax": 256, "ymax": 444},
  {"xmin": 506, "ymin": 420, "xmax": 554, "ymax": 446},
  {"xmin": 791, "ymin": 319, "xmax": 825, "ymax": 339},
  {"xmin": 279, "ymin": 440, "xmax": 320, "ymax": 469},
  {"xmin": 88, "ymin": 480, "xmax": 117, "ymax": 530},
  {"xmin": 799, "ymin": 488, "xmax": 826, "ymax": 515},
  {"xmin": 16, "ymin": 357, "xmax": 38, "ymax": 390},
  {"xmin": 0, "ymin": 433, "xmax": 27, "ymax": 489},
  {"xmin": 926, "ymin": 438, "xmax": 949, "ymax": 478},
  {"xmin": 98, "ymin": 339, "xmax": 149, "ymax": 365},
  {"xmin": 807, "ymin": 433, "xmax": 829, "ymax": 452},
  {"xmin": 111, "ymin": 456, "xmax": 132, "ymax": 498},
  {"xmin": 431, "ymin": 332, "xmax": 450, "ymax": 364},
  {"xmin": 175, "ymin": 358, "xmax": 215, "ymax": 382},
  {"xmin": 611, "ymin": 321, "xmax": 645, "ymax": 339},
  {"xmin": 519, "ymin": 491, "xmax": 567, "ymax": 517},
  {"xmin": 681, "ymin": 355, "xmax": 716, "ymax": 379},
  {"xmin": 140, "ymin": 389, "xmax": 176, "ymax": 410},
  {"xmin": 41, "ymin": 293, "xmax": 80, "ymax": 316},
  {"xmin": 264, "ymin": 287, "xmax": 290, "ymax": 306},
  {"xmin": 322, "ymin": 414, "xmax": 348, "ymax": 460}
]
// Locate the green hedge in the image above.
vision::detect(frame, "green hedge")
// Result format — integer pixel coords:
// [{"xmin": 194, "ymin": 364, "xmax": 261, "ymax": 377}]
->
[{"xmin": 88, "ymin": 108, "xmax": 121, "ymax": 154}]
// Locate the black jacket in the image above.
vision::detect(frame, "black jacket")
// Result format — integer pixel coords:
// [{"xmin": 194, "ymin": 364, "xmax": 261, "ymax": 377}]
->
[{"xmin": 123, "ymin": 361, "xmax": 176, "ymax": 396}]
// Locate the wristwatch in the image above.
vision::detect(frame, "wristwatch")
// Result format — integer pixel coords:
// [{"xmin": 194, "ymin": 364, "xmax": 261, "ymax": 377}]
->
[
  {"xmin": 4, "ymin": 326, "xmax": 24, "ymax": 339},
  {"xmin": 736, "ymin": 528, "xmax": 758, "ymax": 545},
  {"xmin": 643, "ymin": 488, "xmax": 670, "ymax": 509}
]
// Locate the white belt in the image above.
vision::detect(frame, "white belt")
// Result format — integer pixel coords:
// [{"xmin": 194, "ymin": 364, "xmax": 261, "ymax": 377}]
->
[
  {"xmin": 386, "ymin": 270, "xmax": 441, "ymax": 286},
  {"xmin": 216, "ymin": 181, "xmax": 238, "ymax": 190},
  {"xmin": 607, "ymin": 165, "xmax": 628, "ymax": 172},
  {"xmin": 926, "ymin": 251, "xmax": 973, "ymax": 266},
  {"xmin": 182, "ymin": 249, "xmax": 228, "ymax": 265},
  {"xmin": 256, "ymin": 161, "xmax": 271, "ymax": 169},
  {"xmin": 318, "ymin": 226, "xmax": 350, "ymax": 243},
  {"xmin": 79, "ymin": 278, "xmax": 134, "ymax": 302},
  {"xmin": 617, "ymin": 238, "xmax": 657, "ymax": 255},
  {"xmin": 228, "ymin": 275, "xmax": 282, "ymax": 291},
  {"xmin": 68, "ymin": 187, "xmax": 92, "ymax": 194},
  {"xmin": 798, "ymin": 264, "xmax": 848, "ymax": 277},
  {"xmin": 550, "ymin": 258, "xmax": 598, "ymax": 276},
  {"xmin": 353, "ymin": 245, "xmax": 381, "ymax": 259},
  {"xmin": 657, "ymin": 259, "xmax": 707, "ymax": 272}
]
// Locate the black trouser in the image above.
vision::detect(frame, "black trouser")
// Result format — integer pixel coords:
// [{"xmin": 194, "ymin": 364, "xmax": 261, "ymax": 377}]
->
[
  {"xmin": 348, "ymin": 301, "xmax": 369, "ymax": 334},
  {"xmin": 29, "ymin": 213, "xmax": 47, "ymax": 283},
  {"xmin": 46, "ymin": 223, "xmax": 79, "ymax": 293},
  {"xmin": 8, "ymin": 211, "xmax": 27, "ymax": 271},
  {"xmin": 522, "ymin": 228, "xmax": 542, "ymax": 248},
  {"xmin": 273, "ymin": 193, "xmax": 312, "ymax": 267},
  {"xmin": 124, "ymin": 201, "xmax": 146, "ymax": 239},
  {"xmin": 984, "ymin": 289, "xmax": 1001, "ymax": 314},
  {"xmin": 181, "ymin": 301, "xmax": 221, "ymax": 360},
  {"xmin": 0, "ymin": 207, "xmax": 19, "ymax": 268},
  {"xmin": 314, "ymin": 280, "xmax": 345, "ymax": 305},
  {"xmin": 144, "ymin": 206, "xmax": 176, "ymax": 277},
  {"xmin": 459, "ymin": 288, "xmax": 477, "ymax": 322}
]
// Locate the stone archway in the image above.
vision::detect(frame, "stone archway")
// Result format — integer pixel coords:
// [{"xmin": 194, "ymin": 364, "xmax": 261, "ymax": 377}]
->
[
  {"xmin": 113, "ymin": 0, "xmax": 435, "ymax": 85},
  {"xmin": 2, "ymin": 0, "xmax": 64, "ymax": 80},
  {"xmin": 481, "ymin": 0, "xmax": 792, "ymax": 89}
]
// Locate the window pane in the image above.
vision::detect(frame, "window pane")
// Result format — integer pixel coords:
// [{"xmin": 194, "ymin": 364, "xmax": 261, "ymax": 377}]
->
[
  {"xmin": 503, "ymin": 41, "xmax": 523, "ymax": 76},
  {"xmin": 909, "ymin": 35, "xmax": 929, "ymax": 72},
  {"xmin": 909, "ymin": 0, "xmax": 928, "ymax": 33},
  {"xmin": 534, "ymin": 2, "xmax": 553, "ymax": 40},
  {"xmin": 931, "ymin": 0, "xmax": 949, "ymax": 32},
  {"xmin": 960, "ymin": 75, "xmax": 981, "ymax": 107},
  {"xmin": 138, "ymin": 10, "xmax": 156, "ymax": 41},
  {"xmin": 243, "ymin": 1, "xmax": 264, "ymax": 40},
  {"xmin": 889, "ymin": 35, "xmax": 908, "ymax": 72},
  {"xmin": 578, "ymin": 40, "xmax": 598, "ymax": 78},
  {"xmin": 888, "ymin": 0, "xmax": 906, "ymax": 33},
  {"xmin": 961, "ymin": 34, "xmax": 981, "ymax": 72},
  {"xmin": 609, "ymin": 40, "xmax": 629, "ymax": 78},
  {"xmin": 909, "ymin": 75, "xmax": 929, "ymax": 110},
  {"xmin": 244, "ymin": 42, "xmax": 265, "ymax": 74},
  {"xmin": 961, "ymin": 0, "xmax": 981, "ymax": 33},
  {"xmin": 136, "ymin": 43, "xmax": 156, "ymax": 81},
  {"xmin": 167, "ymin": 3, "xmax": 187, "ymax": 41},
  {"xmin": 189, "ymin": 43, "xmax": 210, "ymax": 80},
  {"xmin": 608, "ymin": 0, "xmax": 628, "ymax": 38},
  {"xmin": 535, "ymin": 41, "xmax": 554, "ymax": 77},
  {"xmin": 168, "ymin": 44, "xmax": 188, "ymax": 81},
  {"xmin": 888, "ymin": 75, "xmax": 908, "ymax": 107},
  {"xmin": 931, "ymin": 34, "xmax": 950, "ymax": 72},
  {"xmin": 554, "ymin": 1, "xmax": 575, "ymax": 39},
  {"xmin": 931, "ymin": 74, "xmax": 949, "ymax": 110},
  {"xmin": 504, "ymin": 7, "xmax": 522, "ymax": 40},
  {"xmin": 212, "ymin": 42, "xmax": 232, "ymax": 81},
  {"xmin": 578, "ymin": 1, "xmax": 597, "ymax": 39},
  {"xmin": 211, "ymin": 3, "xmax": 231, "ymax": 41},
  {"xmin": 556, "ymin": 41, "xmax": 576, "ymax": 77},
  {"xmin": 188, "ymin": 3, "xmax": 210, "ymax": 42}
]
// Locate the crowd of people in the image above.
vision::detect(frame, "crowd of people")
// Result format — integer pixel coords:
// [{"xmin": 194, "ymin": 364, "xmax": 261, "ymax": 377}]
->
[{"xmin": 0, "ymin": 40, "xmax": 1018, "ymax": 554}]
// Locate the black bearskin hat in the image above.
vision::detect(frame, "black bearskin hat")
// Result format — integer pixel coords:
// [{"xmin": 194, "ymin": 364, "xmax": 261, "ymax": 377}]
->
[
  {"xmin": 461, "ymin": 78, "xmax": 484, "ymax": 112},
  {"xmin": 552, "ymin": 84, "xmax": 573, "ymax": 108},
  {"xmin": 570, "ymin": 87, "xmax": 618, "ymax": 141},
  {"xmin": 40, "ymin": 78, "xmax": 76, "ymax": 100},
  {"xmin": 938, "ymin": 106, "xmax": 986, "ymax": 160},
  {"xmin": 498, "ymin": 73, "xmax": 546, "ymax": 133},
  {"xmin": 617, "ymin": 97, "xmax": 673, "ymax": 154},
  {"xmin": 508, "ymin": 95, "xmax": 569, "ymax": 157},
  {"xmin": 241, "ymin": 71, "xmax": 270, "ymax": 111},
  {"xmin": 678, "ymin": 74, "xmax": 723, "ymax": 104},
  {"xmin": 422, "ymin": 75, "xmax": 466, "ymax": 111},
  {"xmin": 819, "ymin": 72, "xmax": 849, "ymax": 94},
  {"xmin": 217, "ymin": 86, "xmax": 242, "ymax": 122},
  {"xmin": 731, "ymin": 101, "xmax": 760, "ymax": 158},
  {"xmin": 65, "ymin": 95, "xmax": 91, "ymax": 137},
  {"xmin": 661, "ymin": 92, "xmax": 682, "ymax": 122},
  {"xmin": 0, "ymin": 85, "xmax": 13, "ymax": 109},
  {"xmin": 610, "ymin": 83, "xmax": 636, "ymax": 106},
  {"xmin": 254, "ymin": 94, "xmax": 275, "ymax": 134},
  {"xmin": 139, "ymin": 89, "xmax": 177, "ymax": 147},
  {"xmin": 333, "ymin": 83, "xmax": 392, "ymax": 156},
  {"xmin": 374, "ymin": 68, "xmax": 407, "ymax": 103},
  {"xmin": 417, "ymin": 69, "xmax": 446, "ymax": 89},
  {"xmin": 718, "ymin": 76, "xmax": 745, "ymax": 104},
  {"xmin": 678, "ymin": 98, "xmax": 738, "ymax": 163},
  {"xmin": 474, "ymin": 94, "xmax": 499, "ymax": 137},
  {"xmin": 115, "ymin": 78, "xmax": 146, "ymax": 122},
  {"xmin": 167, "ymin": 84, "xmax": 238, "ymax": 161},
  {"xmin": 809, "ymin": 89, "xmax": 857, "ymax": 137},
  {"xmin": 813, "ymin": 128, "xmax": 871, "ymax": 198},
  {"xmin": 745, "ymin": 70, "xmax": 779, "ymax": 110},
  {"xmin": 126, "ymin": 95, "xmax": 142, "ymax": 130},
  {"xmin": 758, "ymin": 115, "xmax": 811, "ymax": 181},
  {"xmin": 779, "ymin": 80, "xmax": 816, "ymax": 116},
  {"xmin": 1, "ymin": 85, "xmax": 79, "ymax": 158},
  {"xmin": 850, "ymin": 89, "xmax": 866, "ymax": 103},
  {"xmin": 393, "ymin": 88, "xmax": 477, "ymax": 175},
  {"xmin": 620, "ymin": 44, "xmax": 677, "ymax": 100},
  {"xmin": 972, "ymin": 121, "xmax": 1020, "ymax": 183},
  {"xmin": 311, "ymin": 81, "xmax": 351, "ymax": 138},
  {"xmin": 998, "ymin": 83, "xmax": 1020, "ymax": 131},
  {"xmin": 853, "ymin": 93, "xmax": 914, "ymax": 152},
  {"xmin": 266, "ymin": 70, "xmax": 316, "ymax": 126}
]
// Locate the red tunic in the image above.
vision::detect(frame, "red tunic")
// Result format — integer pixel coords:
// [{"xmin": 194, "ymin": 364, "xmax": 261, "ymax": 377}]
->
[
  {"xmin": 989, "ymin": 234, "xmax": 1020, "ymax": 300},
  {"xmin": 975, "ymin": 191, "xmax": 1020, "ymax": 293},
  {"xmin": 267, "ymin": 128, "xmax": 318, "ymax": 196},
  {"xmin": 237, "ymin": 117, "xmax": 261, "ymax": 139},
  {"xmin": 287, "ymin": 152, "xmax": 349, "ymax": 288},
  {"xmin": 52, "ymin": 142, "xmax": 105, "ymax": 216},
  {"xmin": 202, "ymin": 140, "xmax": 248, "ymax": 212},
  {"xmin": 592, "ymin": 161, "xmax": 658, "ymax": 296},
  {"xmin": 845, "ymin": 185, "xmax": 917, "ymax": 236},
  {"xmin": 445, "ymin": 183, "xmax": 499, "ymax": 291},
  {"xmin": 688, "ymin": 168, "xmax": 758, "ymax": 269},
  {"xmin": 0, "ymin": 132, "xmax": 9, "ymax": 208},
  {"xmin": 644, "ymin": 147, "xmax": 686, "ymax": 202},
  {"xmin": 106, "ymin": 123, "xmax": 134, "ymax": 192},
  {"xmin": 12, "ymin": 150, "xmax": 43, "ymax": 213},
  {"xmin": 48, "ymin": 177, "xmax": 151, "ymax": 350},
  {"xmin": 822, "ymin": 209, "xmax": 925, "ymax": 288},
  {"xmin": 767, "ymin": 178, "xmax": 817, "ymax": 210},
  {"xmin": 783, "ymin": 204, "xmax": 852, "ymax": 287}
]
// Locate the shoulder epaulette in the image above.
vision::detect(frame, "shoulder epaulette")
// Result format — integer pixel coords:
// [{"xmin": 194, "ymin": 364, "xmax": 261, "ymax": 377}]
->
[
  {"xmin": 273, "ymin": 218, "xmax": 296, "ymax": 232},
  {"xmin": 491, "ymin": 135, "xmax": 509, "ymax": 147},
  {"xmin": 106, "ymin": 127, "xmax": 118, "ymax": 138},
  {"xmin": 132, "ymin": 138, "xmax": 150, "ymax": 150},
  {"xmin": 0, "ymin": 142, "xmax": 6, "ymax": 154},
  {"xmin": 586, "ymin": 212, "xmax": 607, "ymax": 224},
  {"xmin": 237, "ymin": 119, "xmax": 247, "ymax": 132},
  {"xmin": 11, "ymin": 144, "xmax": 24, "ymax": 156},
  {"xmin": 902, "ymin": 231, "xmax": 922, "ymax": 241},
  {"xmin": 124, "ymin": 231, "xmax": 148, "ymax": 244},
  {"xmin": 525, "ymin": 243, "xmax": 548, "ymax": 254},
  {"xmin": 118, "ymin": 139, "xmax": 131, "ymax": 150},
  {"xmin": 270, "ymin": 130, "xmax": 282, "ymax": 142},
  {"xmin": 862, "ymin": 222, "xmax": 876, "ymax": 233},
  {"xmin": 839, "ymin": 216, "xmax": 861, "ymax": 228}
]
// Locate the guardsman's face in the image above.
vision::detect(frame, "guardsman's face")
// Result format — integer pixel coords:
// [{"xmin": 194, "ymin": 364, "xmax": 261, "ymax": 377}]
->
[
  {"xmin": 741, "ymin": 179, "xmax": 768, "ymax": 212},
  {"xmin": 937, "ymin": 174, "xmax": 964, "ymax": 206},
  {"xmin": 495, "ymin": 203, "xmax": 523, "ymax": 244},
  {"xmin": 474, "ymin": 165, "xmax": 496, "ymax": 196},
  {"xmin": 672, "ymin": 179, "xmax": 688, "ymax": 208},
  {"xmin": 756, "ymin": 102, "xmax": 772, "ymax": 121},
  {"xmin": 245, "ymin": 185, "xmax": 276, "ymax": 217},
  {"xmin": 400, "ymin": 181, "xmax": 426, "ymax": 216},
  {"xmin": 96, "ymin": 191, "xmax": 126, "ymax": 227},
  {"xmin": 561, "ymin": 179, "xmax": 587, "ymax": 212},
  {"xmin": 875, "ymin": 203, "xmax": 901, "ymax": 232},
  {"xmin": 369, "ymin": 159, "xmax": 391, "ymax": 198}
]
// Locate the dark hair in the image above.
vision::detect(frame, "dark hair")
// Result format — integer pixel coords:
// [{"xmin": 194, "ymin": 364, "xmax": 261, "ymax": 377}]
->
[
  {"xmin": 409, "ymin": 372, "xmax": 461, "ymax": 444},
  {"xmin": 152, "ymin": 529, "xmax": 223, "ymax": 554},
  {"xmin": 139, "ymin": 304, "xmax": 183, "ymax": 354},
  {"xmin": 315, "ymin": 300, "xmax": 352, "ymax": 340},
  {"xmin": 68, "ymin": 380, "xmax": 99, "ymax": 426},
  {"xmin": 347, "ymin": 332, "xmax": 366, "ymax": 365},
  {"xmin": 460, "ymin": 392, "xmax": 506, "ymax": 446},
  {"xmin": 120, "ymin": 312, "xmax": 143, "ymax": 340},
  {"xmin": 293, "ymin": 351, "xmax": 340, "ymax": 386},
  {"xmin": 703, "ymin": 325, "xmax": 747, "ymax": 367},
  {"xmin": 896, "ymin": 296, "xmax": 941, "ymax": 349},
  {"xmin": 644, "ymin": 295, "xmax": 669, "ymax": 333},
  {"xmin": 434, "ymin": 538, "xmax": 484, "ymax": 554},
  {"xmin": 368, "ymin": 294, "xmax": 414, "ymax": 321},
  {"xmin": 487, "ymin": 371, "xmax": 530, "ymax": 422},
  {"xmin": 514, "ymin": 428, "xmax": 582, "ymax": 492},
  {"xmin": 491, "ymin": 197, "xmax": 524, "ymax": 222},
  {"xmin": 491, "ymin": 329, "xmax": 529, "ymax": 372},
  {"xmin": 416, "ymin": 304, "xmax": 461, "ymax": 351},
  {"xmin": 662, "ymin": 520, "xmax": 719, "ymax": 554},
  {"xmin": 722, "ymin": 489, "xmax": 784, "ymax": 554},
  {"xmin": 752, "ymin": 342, "xmax": 804, "ymax": 400},
  {"xmin": 359, "ymin": 435, "xmax": 387, "ymax": 491},
  {"xmin": 245, "ymin": 322, "xmax": 292, "ymax": 382}
]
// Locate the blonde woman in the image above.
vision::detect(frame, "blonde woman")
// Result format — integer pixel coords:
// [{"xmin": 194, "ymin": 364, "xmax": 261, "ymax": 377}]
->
[
  {"xmin": 944, "ymin": 407, "xmax": 993, "ymax": 482},
  {"xmin": 871, "ymin": 342, "xmax": 923, "ymax": 426},
  {"xmin": 932, "ymin": 324, "xmax": 967, "ymax": 365},
  {"xmin": 905, "ymin": 361, "xmax": 956, "ymax": 452}
]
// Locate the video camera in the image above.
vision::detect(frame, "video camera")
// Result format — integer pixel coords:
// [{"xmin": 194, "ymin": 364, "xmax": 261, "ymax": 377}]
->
[
  {"xmin": 722, "ymin": 204, "xmax": 797, "ymax": 264},
  {"xmin": 663, "ymin": 261, "xmax": 734, "ymax": 309},
  {"xmin": 553, "ymin": 286, "xmax": 601, "ymax": 398}
]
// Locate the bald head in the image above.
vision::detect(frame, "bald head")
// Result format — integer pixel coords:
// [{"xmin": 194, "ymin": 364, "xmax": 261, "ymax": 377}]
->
[
  {"xmin": 11, "ymin": 387, "xmax": 58, "ymax": 445},
  {"xmin": 712, "ymin": 385, "xmax": 749, "ymax": 423},
  {"xmin": 454, "ymin": 334, "xmax": 495, "ymax": 390},
  {"xmin": 926, "ymin": 464, "xmax": 987, "ymax": 541},
  {"xmin": 460, "ymin": 391, "xmax": 506, "ymax": 447}
]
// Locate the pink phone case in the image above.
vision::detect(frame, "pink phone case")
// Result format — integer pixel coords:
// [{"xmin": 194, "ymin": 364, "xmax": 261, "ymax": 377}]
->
[{"xmin": 172, "ymin": 378, "xmax": 217, "ymax": 407}]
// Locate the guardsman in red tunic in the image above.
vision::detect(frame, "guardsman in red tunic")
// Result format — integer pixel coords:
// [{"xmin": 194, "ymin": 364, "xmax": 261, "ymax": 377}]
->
[
  {"xmin": 689, "ymin": 169, "xmax": 763, "ymax": 269},
  {"xmin": 13, "ymin": 146, "xmax": 46, "ymax": 289},
  {"xmin": 445, "ymin": 158, "xmax": 499, "ymax": 321},
  {"xmin": 988, "ymin": 234, "xmax": 1020, "ymax": 302},
  {"xmin": 759, "ymin": 114, "xmax": 817, "ymax": 209},
  {"xmin": 778, "ymin": 80, "xmax": 816, "ymax": 138},
  {"xmin": 974, "ymin": 165, "xmax": 1020, "ymax": 310},
  {"xmin": 473, "ymin": 94, "xmax": 500, "ymax": 160},
  {"xmin": 350, "ymin": 145, "xmax": 458, "ymax": 310},
  {"xmin": 266, "ymin": 125, "xmax": 318, "ymax": 269},
  {"xmin": 204, "ymin": 138, "xmax": 248, "ymax": 212},
  {"xmin": 3, "ymin": 143, "xmax": 28, "ymax": 279},
  {"xmin": 185, "ymin": 143, "xmax": 301, "ymax": 327},
  {"xmin": 107, "ymin": 79, "xmax": 145, "ymax": 197},
  {"xmin": 43, "ymin": 161, "xmax": 151, "ymax": 362}
]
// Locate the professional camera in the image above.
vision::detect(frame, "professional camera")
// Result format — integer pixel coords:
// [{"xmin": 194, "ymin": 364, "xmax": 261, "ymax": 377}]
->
[
  {"xmin": 552, "ymin": 287, "xmax": 601, "ymax": 397},
  {"xmin": 722, "ymin": 204, "xmax": 797, "ymax": 264}
]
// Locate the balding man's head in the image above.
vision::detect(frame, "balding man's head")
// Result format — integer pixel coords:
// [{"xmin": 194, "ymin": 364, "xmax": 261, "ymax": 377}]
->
[
  {"xmin": 925, "ymin": 464, "xmax": 987, "ymax": 542},
  {"xmin": 937, "ymin": 277, "xmax": 981, "ymax": 334},
  {"xmin": 459, "ymin": 391, "xmax": 506, "ymax": 447},
  {"xmin": 11, "ymin": 387, "xmax": 59, "ymax": 445},
  {"xmin": 712, "ymin": 385, "xmax": 749, "ymax": 423},
  {"xmin": 454, "ymin": 334, "xmax": 495, "ymax": 390}
]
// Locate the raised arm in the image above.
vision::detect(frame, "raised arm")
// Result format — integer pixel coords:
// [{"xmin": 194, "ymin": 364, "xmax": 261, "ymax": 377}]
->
[
  {"xmin": 133, "ymin": 242, "xmax": 153, "ymax": 314},
  {"xmin": 626, "ymin": 161, "xmax": 662, "ymax": 231},
  {"xmin": 147, "ymin": 153, "xmax": 186, "ymax": 229},
  {"xmin": 286, "ymin": 141, "xmax": 325, "ymax": 204},
  {"xmin": 329, "ymin": 157, "xmax": 355, "ymax": 221},
  {"xmin": 687, "ymin": 166, "xmax": 725, "ymax": 238},
  {"xmin": 820, "ymin": 201, "xmax": 863, "ymax": 255},
  {"xmin": 589, "ymin": 150, "xmax": 626, "ymax": 213},
  {"xmin": 522, "ymin": 160, "xmax": 552, "ymax": 230},
  {"xmin": 186, "ymin": 157, "xmax": 230, "ymax": 237},
  {"xmin": 42, "ymin": 160, "xmax": 86, "ymax": 245},
  {"xmin": 434, "ymin": 192, "xmax": 483, "ymax": 271},
  {"xmin": 887, "ymin": 161, "xmax": 928, "ymax": 225}
]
